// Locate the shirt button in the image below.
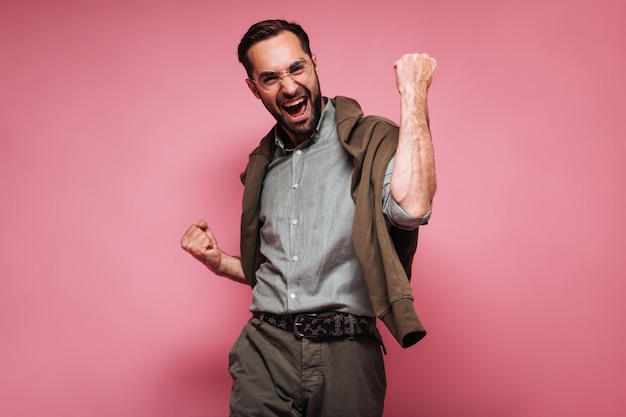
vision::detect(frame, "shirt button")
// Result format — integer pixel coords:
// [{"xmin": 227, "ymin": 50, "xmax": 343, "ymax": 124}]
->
[
  {"xmin": 292, "ymin": 255, "xmax": 299, "ymax": 262},
  {"xmin": 296, "ymin": 150, "xmax": 302, "ymax": 155},
  {"xmin": 289, "ymin": 293, "xmax": 296, "ymax": 299},
  {"xmin": 292, "ymin": 219, "xmax": 298, "ymax": 225},
  {"xmin": 293, "ymin": 183, "xmax": 299, "ymax": 189}
]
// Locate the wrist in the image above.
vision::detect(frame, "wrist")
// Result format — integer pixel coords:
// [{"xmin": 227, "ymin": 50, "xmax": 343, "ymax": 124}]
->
[
  {"xmin": 399, "ymin": 78, "xmax": 429, "ymax": 95},
  {"xmin": 204, "ymin": 251, "xmax": 224, "ymax": 275}
]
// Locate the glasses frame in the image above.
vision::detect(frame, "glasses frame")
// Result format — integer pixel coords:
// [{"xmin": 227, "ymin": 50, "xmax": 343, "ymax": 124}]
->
[{"xmin": 250, "ymin": 58, "xmax": 313, "ymax": 93}]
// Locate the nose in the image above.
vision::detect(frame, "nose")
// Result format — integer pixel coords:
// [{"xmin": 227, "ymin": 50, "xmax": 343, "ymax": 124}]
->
[{"xmin": 278, "ymin": 73, "xmax": 299, "ymax": 93}]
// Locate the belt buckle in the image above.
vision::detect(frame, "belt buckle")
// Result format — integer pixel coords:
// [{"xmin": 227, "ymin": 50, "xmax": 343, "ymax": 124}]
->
[{"xmin": 293, "ymin": 313, "xmax": 318, "ymax": 338}]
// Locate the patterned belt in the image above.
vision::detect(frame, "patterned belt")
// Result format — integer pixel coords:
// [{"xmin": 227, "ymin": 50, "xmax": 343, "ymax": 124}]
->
[{"xmin": 252, "ymin": 311, "xmax": 384, "ymax": 348}]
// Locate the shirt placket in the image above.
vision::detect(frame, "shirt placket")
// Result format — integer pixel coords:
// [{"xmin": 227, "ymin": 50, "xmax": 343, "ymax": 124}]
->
[{"xmin": 286, "ymin": 148, "xmax": 304, "ymax": 310}]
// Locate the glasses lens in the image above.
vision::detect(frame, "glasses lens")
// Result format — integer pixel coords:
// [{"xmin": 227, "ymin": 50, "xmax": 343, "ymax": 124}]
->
[
  {"xmin": 258, "ymin": 74, "xmax": 278, "ymax": 91},
  {"xmin": 290, "ymin": 61, "xmax": 308, "ymax": 78}
]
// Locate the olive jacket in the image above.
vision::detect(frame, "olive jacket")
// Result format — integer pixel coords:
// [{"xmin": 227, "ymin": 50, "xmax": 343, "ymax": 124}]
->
[{"xmin": 239, "ymin": 96, "xmax": 427, "ymax": 347}]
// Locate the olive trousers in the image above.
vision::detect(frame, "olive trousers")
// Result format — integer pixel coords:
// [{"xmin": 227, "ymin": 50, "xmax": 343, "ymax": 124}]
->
[{"xmin": 228, "ymin": 316, "xmax": 386, "ymax": 417}]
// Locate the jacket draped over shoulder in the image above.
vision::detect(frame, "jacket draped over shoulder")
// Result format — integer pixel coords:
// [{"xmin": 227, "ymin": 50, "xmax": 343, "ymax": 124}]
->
[{"xmin": 240, "ymin": 96, "xmax": 427, "ymax": 348}]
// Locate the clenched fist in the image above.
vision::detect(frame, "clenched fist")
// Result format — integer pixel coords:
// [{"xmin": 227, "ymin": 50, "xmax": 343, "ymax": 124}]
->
[
  {"xmin": 394, "ymin": 53, "xmax": 437, "ymax": 96},
  {"xmin": 180, "ymin": 220, "xmax": 222, "ymax": 273}
]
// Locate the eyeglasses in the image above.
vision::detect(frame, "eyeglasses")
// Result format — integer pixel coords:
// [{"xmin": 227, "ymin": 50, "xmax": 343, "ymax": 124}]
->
[{"xmin": 250, "ymin": 59, "xmax": 313, "ymax": 93}]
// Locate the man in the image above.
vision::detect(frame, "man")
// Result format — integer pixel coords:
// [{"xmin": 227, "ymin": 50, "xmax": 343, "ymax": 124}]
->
[{"xmin": 181, "ymin": 19, "xmax": 436, "ymax": 417}]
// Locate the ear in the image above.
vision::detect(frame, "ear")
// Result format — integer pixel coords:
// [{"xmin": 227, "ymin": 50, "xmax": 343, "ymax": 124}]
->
[
  {"xmin": 311, "ymin": 53, "xmax": 319, "ymax": 73},
  {"xmin": 245, "ymin": 79, "xmax": 261, "ymax": 99}
]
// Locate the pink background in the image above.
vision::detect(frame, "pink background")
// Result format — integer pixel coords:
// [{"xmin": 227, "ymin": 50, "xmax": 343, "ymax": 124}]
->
[{"xmin": 1, "ymin": 0, "xmax": 625, "ymax": 416}]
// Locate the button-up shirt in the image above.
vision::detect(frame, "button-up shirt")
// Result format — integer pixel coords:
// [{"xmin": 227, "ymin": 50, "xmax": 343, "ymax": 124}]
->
[{"xmin": 249, "ymin": 99, "xmax": 430, "ymax": 316}]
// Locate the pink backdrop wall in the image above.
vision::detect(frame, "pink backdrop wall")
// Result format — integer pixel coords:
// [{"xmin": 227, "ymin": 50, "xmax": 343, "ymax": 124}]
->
[{"xmin": 1, "ymin": 1, "xmax": 625, "ymax": 416}]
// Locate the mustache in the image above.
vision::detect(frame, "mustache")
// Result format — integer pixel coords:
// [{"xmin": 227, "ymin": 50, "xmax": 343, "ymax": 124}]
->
[{"xmin": 277, "ymin": 87, "xmax": 308, "ymax": 103}]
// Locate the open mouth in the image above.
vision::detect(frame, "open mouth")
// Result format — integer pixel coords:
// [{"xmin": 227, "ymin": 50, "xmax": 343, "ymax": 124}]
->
[{"xmin": 282, "ymin": 96, "xmax": 308, "ymax": 119}]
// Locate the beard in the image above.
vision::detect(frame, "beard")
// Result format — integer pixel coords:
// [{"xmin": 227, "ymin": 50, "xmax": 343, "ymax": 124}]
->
[{"xmin": 262, "ymin": 77, "xmax": 323, "ymax": 144}]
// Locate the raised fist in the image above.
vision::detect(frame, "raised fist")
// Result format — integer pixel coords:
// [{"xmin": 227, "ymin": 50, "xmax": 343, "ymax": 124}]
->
[{"xmin": 394, "ymin": 53, "xmax": 437, "ymax": 95}]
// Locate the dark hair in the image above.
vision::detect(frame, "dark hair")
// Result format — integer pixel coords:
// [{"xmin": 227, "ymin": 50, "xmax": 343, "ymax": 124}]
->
[{"xmin": 237, "ymin": 19, "xmax": 312, "ymax": 78}]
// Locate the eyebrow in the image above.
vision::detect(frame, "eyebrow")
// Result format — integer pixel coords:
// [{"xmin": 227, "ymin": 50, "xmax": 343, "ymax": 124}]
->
[{"xmin": 258, "ymin": 58, "xmax": 307, "ymax": 77}]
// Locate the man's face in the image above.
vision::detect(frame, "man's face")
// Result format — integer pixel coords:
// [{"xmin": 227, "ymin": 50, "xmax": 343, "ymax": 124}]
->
[{"xmin": 245, "ymin": 31, "xmax": 323, "ymax": 146}]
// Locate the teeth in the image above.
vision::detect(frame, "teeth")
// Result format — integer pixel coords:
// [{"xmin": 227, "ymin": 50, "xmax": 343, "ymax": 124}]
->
[{"xmin": 284, "ymin": 97, "xmax": 305, "ymax": 107}]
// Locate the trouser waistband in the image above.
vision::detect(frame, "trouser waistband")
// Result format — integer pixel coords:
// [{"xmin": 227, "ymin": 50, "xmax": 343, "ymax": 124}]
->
[{"xmin": 252, "ymin": 311, "xmax": 385, "ymax": 353}]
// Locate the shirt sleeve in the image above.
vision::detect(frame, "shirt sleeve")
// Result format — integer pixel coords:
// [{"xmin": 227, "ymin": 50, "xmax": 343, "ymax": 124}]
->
[{"xmin": 382, "ymin": 155, "xmax": 431, "ymax": 230}]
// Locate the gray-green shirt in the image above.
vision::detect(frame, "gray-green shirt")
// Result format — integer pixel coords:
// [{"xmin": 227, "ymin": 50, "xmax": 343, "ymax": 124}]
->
[{"xmin": 249, "ymin": 99, "xmax": 429, "ymax": 316}]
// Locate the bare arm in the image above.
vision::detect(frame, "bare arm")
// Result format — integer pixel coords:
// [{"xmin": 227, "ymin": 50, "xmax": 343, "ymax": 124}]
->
[
  {"xmin": 180, "ymin": 220, "xmax": 248, "ymax": 284},
  {"xmin": 390, "ymin": 53, "xmax": 437, "ymax": 218}
]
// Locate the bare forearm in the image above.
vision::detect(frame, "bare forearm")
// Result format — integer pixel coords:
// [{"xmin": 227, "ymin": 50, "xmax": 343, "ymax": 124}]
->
[
  {"xmin": 214, "ymin": 252, "xmax": 249, "ymax": 285},
  {"xmin": 391, "ymin": 88, "xmax": 436, "ymax": 217},
  {"xmin": 390, "ymin": 53, "xmax": 437, "ymax": 218}
]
